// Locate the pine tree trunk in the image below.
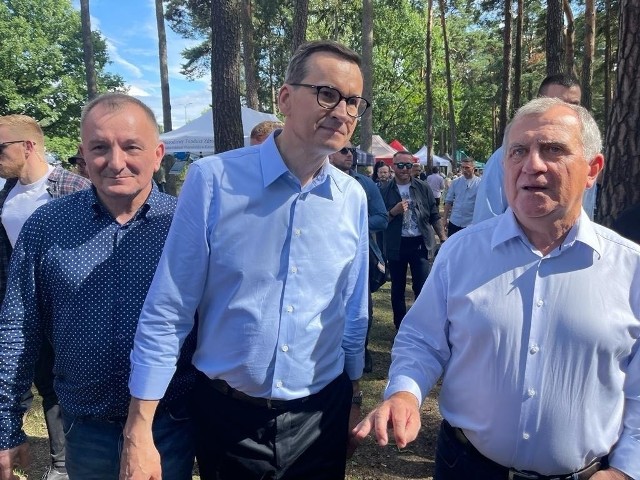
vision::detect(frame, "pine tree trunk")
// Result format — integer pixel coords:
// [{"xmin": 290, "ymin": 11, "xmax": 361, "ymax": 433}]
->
[
  {"xmin": 438, "ymin": 0, "xmax": 457, "ymax": 166},
  {"xmin": 241, "ymin": 0, "xmax": 259, "ymax": 110},
  {"xmin": 513, "ymin": 0, "xmax": 523, "ymax": 111},
  {"xmin": 425, "ymin": 0, "xmax": 434, "ymax": 168},
  {"xmin": 599, "ymin": 0, "xmax": 640, "ymax": 226},
  {"xmin": 155, "ymin": 0, "xmax": 172, "ymax": 132},
  {"xmin": 581, "ymin": 0, "xmax": 596, "ymax": 110},
  {"xmin": 80, "ymin": 0, "xmax": 98, "ymax": 100},
  {"xmin": 563, "ymin": 0, "xmax": 576, "ymax": 75},
  {"xmin": 546, "ymin": 0, "xmax": 564, "ymax": 75},
  {"xmin": 360, "ymin": 0, "xmax": 374, "ymax": 153},
  {"xmin": 211, "ymin": 0, "xmax": 243, "ymax": 153},
  {"xmin": 291, "ymin": 0, "xmax": 308, "ymax": 54},
  {"xmin": 498, "ymin": 0, "xmax": 512, "ymax": 143}
]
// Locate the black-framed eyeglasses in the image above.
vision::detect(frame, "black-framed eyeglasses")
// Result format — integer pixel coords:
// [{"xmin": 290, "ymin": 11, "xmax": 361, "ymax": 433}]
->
[
  {"xmin": 394, "ymin": 162, "xmax": 413, "ymax": 170},
  {"xmin": 289, "ymin": 83, "xmax": 370, "ymax": 118},
  {"xmin": 0, "ymin": 140, "xmax": 25, "ymax": 154}
]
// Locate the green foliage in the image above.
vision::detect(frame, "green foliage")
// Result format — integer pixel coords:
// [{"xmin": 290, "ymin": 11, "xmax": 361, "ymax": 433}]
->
[{"xmin": 0, "ymin": 0, "xmax": 124, "ymax": 154}]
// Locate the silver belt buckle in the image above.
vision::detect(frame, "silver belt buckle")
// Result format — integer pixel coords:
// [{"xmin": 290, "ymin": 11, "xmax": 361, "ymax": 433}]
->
[{"xmin": 508, "ymin": 470, "xmax": 539, "ymax": 480}]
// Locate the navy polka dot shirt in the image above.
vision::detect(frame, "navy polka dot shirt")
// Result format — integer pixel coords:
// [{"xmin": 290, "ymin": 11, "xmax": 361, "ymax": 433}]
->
[{"xmin": 0, "ymin": 186, "xmax": 196, "ymax": 450}]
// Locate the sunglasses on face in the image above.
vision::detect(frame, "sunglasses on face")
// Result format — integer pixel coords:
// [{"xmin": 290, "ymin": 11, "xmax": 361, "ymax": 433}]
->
[
  {"xmin": 339, "ymin": 147, "xmax": 356, "ymax": 155},
  {"xmin": 394, "ymin": 162, "xmax": 413, "ymax": 170}
]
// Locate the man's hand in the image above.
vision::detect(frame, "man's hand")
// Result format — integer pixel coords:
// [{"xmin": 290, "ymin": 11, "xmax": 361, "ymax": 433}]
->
[
  {"xmin": 590, "ymin": 467, "xmax": 633, "ymax": 480},
  {"xmin": 119, "ymin": 399, "xmax": 161, "ymax": 480},
  {"xmin": 0, "ymin": 444, "xmax": 29, "ymax": 480},
  {"xmin": 351, "ymin": 391, "xmax": 421, "ymax": 449}
]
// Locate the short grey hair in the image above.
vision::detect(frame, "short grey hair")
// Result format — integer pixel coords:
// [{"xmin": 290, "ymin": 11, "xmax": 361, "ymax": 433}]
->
[
  {"xmin": 285, "ymin": 40, "xmax": 362, "ymax": 84},
  {"xmin": 502, "ymin": 97, "xmax": 602, "ymax": 163},
  {"xmin": 81, "ymin": 93, "xmax": 159, "ymax": 139}
]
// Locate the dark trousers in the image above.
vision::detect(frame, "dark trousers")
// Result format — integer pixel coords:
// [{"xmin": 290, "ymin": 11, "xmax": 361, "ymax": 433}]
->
[
  {"xmin": 193, "ymin": 371, "xmax": 352, "ymax": 480},
  {"xmin": 447, "ymin": 221, "xmax": 465, "ymax": 237},
  {"xmin": 435, "ymin": 421, "xmax": 606, "ymax": 480},
  {"xmin": 388, "ymin": 236, "xmax": 430, "ymax": 329},
  {"xmin": 20, "ymin": 338, "xmax": 65, "ymax": 467}
]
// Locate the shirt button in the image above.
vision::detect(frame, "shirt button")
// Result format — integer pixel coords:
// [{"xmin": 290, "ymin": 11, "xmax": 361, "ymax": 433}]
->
[
  {"xmin": 118, "ymin": 297, "xmax": 125, "ymax": 303},
  {"xmin": 522, "ymin": 432, "xmax": 530, "ymax": 440},
  {"xmin": 529, "ymin": 344, "xmax": 539, "ymax": 354},
  {"xmin": 527, "ymin": 388, "xmax": 536, "ymax": 397},
  {"xmin": 536, "ymin": 299, "xmax": 544, "ymax": 307},
  {"xmin": 294, "ymin": 228, "xmax": 301, "ymax": 237},
  {"xmin": 117, "ymin": 334, "xmax": 125, "ymax": 340},
  {"xmin": 281, "ymin": 344, "xmax": 289, "ymax": 352},
  {"xmin": 119, "ymin": 260, "xmax": 125, "ymax": 266},
  {"xmin": 290, "ymin": 266, "xmax": 298, "ymax": 274},
  {"xmin": 275, "ymin": 380, "xmax": 283, "ymax": 388},
  {"xmin": 285, "ymin": 305, "xmax": 294, "ymax": 313}
]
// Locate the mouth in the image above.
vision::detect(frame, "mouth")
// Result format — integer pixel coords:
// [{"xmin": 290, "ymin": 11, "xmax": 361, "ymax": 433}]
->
[{"xmin": 522, "ymin": 185, "xmax": 547, "ymax": 192}]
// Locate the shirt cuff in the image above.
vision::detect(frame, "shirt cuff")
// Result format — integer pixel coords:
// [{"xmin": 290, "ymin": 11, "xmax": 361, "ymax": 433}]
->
[
  {"xmin": 344, "ymin": 351, "xmax": 364, "ymax": 381},
  {"xmin": 384, "ymin": 374, "xmax": 424, "ymax": 406},
  {"xmin": 608, "ymin": 434, "xmax": 640, "ymax": 480},
  {"xmin": 0, "ymin": 415, "xmax": 27, "ymax": 450},
  {"xmin": 128, "ymin": 362, "xmax": 176, "ymax": 400}
]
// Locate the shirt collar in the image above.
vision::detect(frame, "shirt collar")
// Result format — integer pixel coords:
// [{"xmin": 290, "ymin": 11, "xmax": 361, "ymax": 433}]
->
[
  {"xmin": 258, "ymin": 130, "xmax": 337, "ymax": 196},
  {"xmin": 89, "ymin": 185, "xmax": 154, "ymax": 222},
  {"xmin": 491, "ymin": 207, "xmax": 602, "ymax": 258}
]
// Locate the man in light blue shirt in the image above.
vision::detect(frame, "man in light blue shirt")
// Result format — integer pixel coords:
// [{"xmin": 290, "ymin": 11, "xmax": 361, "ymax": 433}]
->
[
  {"xmin": 355, "ymin": 98, "xmax": 640, "ymax": 480},
  {"xmin": 121, "ymin": 40, "xmax": 370, "ymax": 480},
  {"xmin": 443, "ymin": 157, "xmax": 481, "ymax": 236},
  {"xmin": 473, "ymin": 74, "xmax": 598, "ymax": 223}
]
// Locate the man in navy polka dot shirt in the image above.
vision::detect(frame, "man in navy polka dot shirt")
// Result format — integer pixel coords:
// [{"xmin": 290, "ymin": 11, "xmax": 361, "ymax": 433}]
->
[{"xmin": 0, "ymin": 93, "xmax": 196, "ymax": 480}]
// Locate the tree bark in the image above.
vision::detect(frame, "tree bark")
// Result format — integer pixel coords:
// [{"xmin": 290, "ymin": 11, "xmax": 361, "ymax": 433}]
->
[
  {"xmin": 438, "ymin": 0, "xmax": 457, "ymax": 167},
  {"xmin": 360, "ymin": 0, "xmax": 373, "ymax": 154},
  {"xmin": 513, "ymin": 0, "xmax": 523, "ymax": 111},
  {"xmin": 241, "ymin": 0, "xmax": 259, "ymax": 110},
  {"xmin": 425, "ymin": 0, "xmax": 434, "ymax": 168},
  {"xmin": 155, "ymin": 0, "xmax": 172, "ymax": 132},
  {"xmin": 581, "ymin": 0, "xmax": 596, "ymax": 111},
  {"xmin": 603, "ymin": 0, "xmax": 613, "ymax": 127},
  {"xmin": 546, "ymin": 0, "xmax": 564, "ymax": 75},
  {"xmin": 291, "ymin": 0, "xmax": 308, "ymax": 54},
  {"xmin": 600, "ymin": 0, "xmax": 640, "ymax": 226},
  {"xmin": 80, "ymin": 0, "xmax": 98, "ymax": 100},
  {"xmin": 563, "ymin": 0, "xmax": 576, "ymax": 76},
  {"xmin": 211, "ymin": 0, "xmax": 243, "ymax": 153},
  {"xmin": 498, "ymin": 0, "xmax": 512, "ymax": 144}
]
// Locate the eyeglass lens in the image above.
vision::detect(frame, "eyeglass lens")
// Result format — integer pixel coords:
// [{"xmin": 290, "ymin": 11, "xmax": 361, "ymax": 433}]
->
[
  {"xmin": 394, "ymin": 163, "xmax": 413, "ymax": 169},
  {"xmin": 317, "ymin": 86, "xmax": 368, "ymax": 117}
]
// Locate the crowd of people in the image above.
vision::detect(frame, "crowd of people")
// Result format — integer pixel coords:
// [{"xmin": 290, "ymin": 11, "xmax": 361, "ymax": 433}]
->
[{"xmin": 0, "ymin": 39, "xmax": 638, "ymax": 480}]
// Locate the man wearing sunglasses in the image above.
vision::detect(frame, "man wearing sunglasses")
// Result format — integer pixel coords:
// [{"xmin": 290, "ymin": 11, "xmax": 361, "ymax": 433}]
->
[
  {"xmin": 329, "ymin": 144, "xmax": 388, "ymax": 374},
  {"xmin": 0, "ymin": 114, "xmax": 90, "ymax": 480},
  {"xmin": 123, "ymin": 40, "xmax": 371, "ymax": 480},
  {"xmin": 380, "ymin": 151, "xmax": 447, "ymax": 330}
]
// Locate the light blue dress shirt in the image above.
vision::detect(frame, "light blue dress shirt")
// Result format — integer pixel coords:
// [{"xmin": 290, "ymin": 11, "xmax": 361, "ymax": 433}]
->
[
  {"xmin": 473, "ymin": 146, "xmax": 597, "ymax": 223},
  {"xmin": 129, "ymin": 133, "xmax": 369, "ymax": 401},
  {"xmin": 444, "ymin": 174, "xmax": 481, "ymax": 228},
  {"xmin": 386, "ymin": 209, "xmax": 640, "ymax": 477}
]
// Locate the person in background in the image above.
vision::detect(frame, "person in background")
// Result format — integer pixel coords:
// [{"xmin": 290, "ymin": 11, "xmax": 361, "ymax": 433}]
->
[
  {"xmin": 411, "ymin": 162, "xmax": 427, "ymax": 180},
  {"xmin": 122, "ymin": 40, "xmax": 370, "ymax": 480},
  {"xmin": 380, "ymin": 151, "xmax": 446, "ymax": 330},
  {"xmin": 355, "ymin": 98, "xmax": 639, "ymax": 480},
  {"xmin": 249, "ymin": 120, "xmax": 284, "ymax": 146},
  {"xmin": 443, "ymin": 157, "xmax": 481, "ymax": 236},
  {"xmin": 0, "ymin": 114, "xmax": 90, "ymax": 480},
  {"xmin": 426, "ymin": 166, "xmax": 445, "ymax": 207},
  {"xmin": 612, "ymin": 202, "xmax": 640, "ymax": 244},
  {"xmin": 376, "ymin": 164, "xmax": 391, "ymax": 187},
  {"xmin": 67, "ymin": 148, "xmax": 89, "ymax": 179},
  {"xmin": 329, "ymin": 144, "xmax": 387, "ymax": 373},
  {"xmin": 0, "ymin": 94, "xmax": 196, "ymax": 480}
]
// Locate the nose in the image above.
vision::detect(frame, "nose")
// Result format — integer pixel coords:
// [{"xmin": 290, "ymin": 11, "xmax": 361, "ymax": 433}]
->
[
  {"xmin": 331, "ymin": 99, "xmax": 352, "ymax": 122},
  {"xmin": 106, "ymin": 147, "xmax": 127, "ymax": 172},
  {"xmin": 521, "ymin": 148, "xmax": 547, "ymax": 174}
]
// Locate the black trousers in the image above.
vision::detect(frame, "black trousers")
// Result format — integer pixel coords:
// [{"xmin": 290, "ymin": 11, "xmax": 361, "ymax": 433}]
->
[
  {"xmin": 447, "ymin": 221, "xmax": 465, "ymax": 237},
  {"xmin": 193, "ymin": 371, "xmax": 352, "ymax": 480},
  {"xmin": 388, "ymin": 236, "xmax": 430, "ymax": 329}
]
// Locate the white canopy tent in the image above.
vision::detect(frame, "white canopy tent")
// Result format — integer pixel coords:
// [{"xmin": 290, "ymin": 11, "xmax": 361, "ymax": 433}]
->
[
  {"xmin": 414, "ymin": 146, "xmax": 452, "ymax": 170},
  {"xmin": 160, "ymin": 107, "xmax": 280, "ymax": 154}
]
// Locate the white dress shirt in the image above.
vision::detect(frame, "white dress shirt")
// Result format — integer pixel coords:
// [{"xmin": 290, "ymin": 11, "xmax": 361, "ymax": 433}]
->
[{"xmin": 386, "ymin": 209, "xmax": 640, "ymax": 477}]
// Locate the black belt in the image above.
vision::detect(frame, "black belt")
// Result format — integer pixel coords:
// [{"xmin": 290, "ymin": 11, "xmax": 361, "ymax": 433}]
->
[
  {"xmin": 443, "ymin": 420, "xmax": 605, "ymax": 480},
  {"xmin": 209, "ymin": 379, "xmax": 312, "ymax": 410}
]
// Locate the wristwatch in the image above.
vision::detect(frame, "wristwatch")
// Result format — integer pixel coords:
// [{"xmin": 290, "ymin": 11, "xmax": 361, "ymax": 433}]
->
[{"xmin": 352, "ymin": 391, "xmax": 363, "ymax": 406}]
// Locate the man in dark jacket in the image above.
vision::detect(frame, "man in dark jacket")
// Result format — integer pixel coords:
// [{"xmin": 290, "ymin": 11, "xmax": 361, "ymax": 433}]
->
[{"xmin": 380, "ymin": 151, "xmax": 446, "ymax": 329}]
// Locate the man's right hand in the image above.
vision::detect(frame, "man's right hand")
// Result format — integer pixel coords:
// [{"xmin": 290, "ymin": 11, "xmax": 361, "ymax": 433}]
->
[
  {"xmin": 0, "ymin": 443, "xmax": 29, "ymax": 480},
  {"xmin": 351, "ymin": 391, "xmax": 421, "ymax": 449}
]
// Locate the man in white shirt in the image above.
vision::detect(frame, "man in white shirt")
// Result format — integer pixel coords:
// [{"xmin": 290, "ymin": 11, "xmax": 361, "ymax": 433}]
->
[
  {"xmin": 354, "ymin": 98, "xmax": 639, "ymax": 480},
  {"xmin": 443, "ymin": 158, "xmax": 480, "ymax": 235},
  {"xmin": 426, "ymin": 166, "xmax": 445, "ymax": 206},
  {"xmin": 0, "ymin": 114, "xmax": 89, "ymax": 480}
]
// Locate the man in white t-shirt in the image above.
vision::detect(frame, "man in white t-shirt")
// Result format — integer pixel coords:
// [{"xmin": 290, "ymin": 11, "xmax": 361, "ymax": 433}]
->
[{"xmin": 0, "ymin": 114, "xmax": 90, "ymax": 480}]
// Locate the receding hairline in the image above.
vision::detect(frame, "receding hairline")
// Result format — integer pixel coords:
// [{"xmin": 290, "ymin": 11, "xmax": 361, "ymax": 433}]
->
[{"xmin": 81, "ymin": 93, "xmax": 159, "ymax": 138}]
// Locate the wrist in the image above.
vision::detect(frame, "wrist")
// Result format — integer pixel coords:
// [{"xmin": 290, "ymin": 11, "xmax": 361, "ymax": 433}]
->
[{"xmin": 352, "ymin": 390, "xmax": 363, "ymax": 406}]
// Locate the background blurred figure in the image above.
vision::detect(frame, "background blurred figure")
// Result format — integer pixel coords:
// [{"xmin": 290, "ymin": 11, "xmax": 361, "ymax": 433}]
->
[
  {"xmin": 426, "ymin": 166, "xmax": 445, "ymax": 207},
  {"xmin": 67, "ymin": 148, "xmax": 89, "ymax": 179},
  {"xmin": 249, "ymin": 120, "xmax": 284, "ymax": 146}
]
